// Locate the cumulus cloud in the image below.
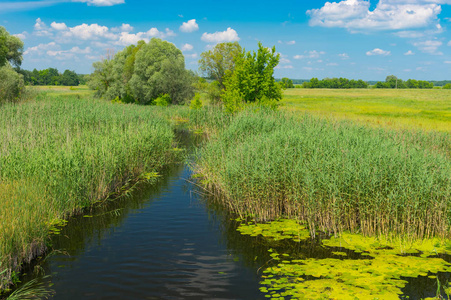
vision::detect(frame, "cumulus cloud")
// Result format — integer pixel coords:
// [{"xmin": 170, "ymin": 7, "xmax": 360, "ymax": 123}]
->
[
  {"xmin": 72, "ymin": 0, "xmax": 125, "ymax": 6},
  {"xmin": 180, "ymin": 19, "xmax": 199, "ymax": 33},
  {"xmin": 307, "ymin": 0, "xmax": 444, "ymax": 32},
  {"xmin": 413, "ymin": 40, "xmax": 443, "ymax": 54},
  {"xmin": 114, "ymin": 27, "xmax": 175, "ymax": 46},
  {"xmin": 366, "ymin": 48, "xmax": 391, "ymax": 56},
  {"xmin": 112, "ymin": 23, "xmax": 134, "ymax": 32},
  {"xmin": 444, "ymin": 61, "xmax": 451, "ymax": 63},
  {"xmin": 181, "ymin": 43, "xmax": 194, "ymax": 51},
  {"xmin": 404, "ymin": 50, "xmax": 415, "ymax": 55},
  {"xmin": 64, "ymin": 23, "xmax": 116, "ymax": 40},
  {"xmin": 280, "ymin": 57, "xmax": 291, "ymax": 64},
  {"xmin": 201, "ymin": 27, "xmax": 240, "ymax": 43},
  {"xmin": 293, "ymin": 50, "xmax": 326, "ymax": 59},
  {"xmin": 24, "ymin": 42, "xmax": 58, "ymax": 55},
  {"xmin": 448, "ymin": 40, "xmax": 451, "ymax": 46},
  {"xmin": 51, "ymin": 22, "xmax": 68, "ymax": 31},
  {"xmin": 34, "ymin": 18, "xmax": 53, "ymax": 37},
  {"xmin": 13, "ymin": 32, "xmax": 27, "ymax": 40},
  {"xmin": 327, "ymin": 62, "xmax": 339, "ymax": 66},
  {"xmin": 339, "ymin": 53, "xmax": 350, "ymax": 59}
]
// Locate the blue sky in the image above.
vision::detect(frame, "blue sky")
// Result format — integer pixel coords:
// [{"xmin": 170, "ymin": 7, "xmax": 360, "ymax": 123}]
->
[{"xmin": 1, "ymin": 0, "xmax": 450, "ymax": 80}]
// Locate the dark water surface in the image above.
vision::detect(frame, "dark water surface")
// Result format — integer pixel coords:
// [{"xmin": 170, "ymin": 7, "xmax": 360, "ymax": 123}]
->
[{"xmin": 30, "ymin": 162, "xmax": 264, "ymax": 300}]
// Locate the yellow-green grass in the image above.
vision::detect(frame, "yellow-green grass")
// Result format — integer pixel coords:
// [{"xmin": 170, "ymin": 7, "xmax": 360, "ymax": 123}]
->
[
  {"xmin": 281, "ymin": 88, "xmax": 451, "ymax": 132},
  {"xmin": 0, "ymin": 95, "xmax": 183, "ymax": 290},
  {"xmin": 29, "ymin": 85, "xmax": 94, "ymax": 98}
]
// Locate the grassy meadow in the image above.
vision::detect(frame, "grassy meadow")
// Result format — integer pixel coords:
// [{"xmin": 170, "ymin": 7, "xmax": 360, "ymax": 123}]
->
[
  {"xmin": 0, "ymin": 94, "xmax": 183, "ymax": 290},
  {"xmin": 282, "ymin": 88, "xmax": 451, "ymax": 132}
]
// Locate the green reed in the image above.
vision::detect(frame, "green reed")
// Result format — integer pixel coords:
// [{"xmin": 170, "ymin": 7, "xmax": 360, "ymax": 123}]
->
[
  {"xmin": 195, "ymin": 108, "xmax": 451, "ymax": 240},
  {"xmin": 0, "ymin": 95, "xmax": 182, "ymax": 290}
]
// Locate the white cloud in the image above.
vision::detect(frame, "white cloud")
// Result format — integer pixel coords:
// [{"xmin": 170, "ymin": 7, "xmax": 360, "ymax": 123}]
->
[
  {"xmin": 339, "ymin": 53, "xmax": 350, "ymax": 59},
  {"xmin": 72, "ymin": 0, "xmax": 125, "ymax": 6},
  {"xmin": 280, "ymin": 58, "xmax": 291, "ymax": 64},
  {"xmin": 448, "ymin": 40, "xmax": 451, "ymax": 46},
  {"xmin": 404, "ymin": 50, "xmax": 415, "ymax": 55},
  {"xmin": 147, "ymin": 27, "xmax": 176, "ymax": 38},
  {"xmin": 112, "ymin": 23, "xmax": 134, "ymax": 32},
  {"xmin": 24, "ymin": 42, "xmax": 58, "ymax": 55},
  {"xmin": 366, "ymin": 48, "xmax": 391, "ymax": 56},
  {"xmin": 327, "ymin": 62, "xmax": 339, "ymax": 66},
  {"xmin": 51, "ymin": 22, "xmax": 67, "ymax": 31},
  {"xmin": 303, "ymin": 67, "xmax": 313, "ymax": 71},
  {"xmin": 201, "ymin": 27, "xmax": 240, "ymax": 43},
  {"xmin": 33, "ymin": 18, "xmax": 52, "ymax": 37},
  {"xmin": 184, "ymin": 53, "xmax": 198, "ymax": 59},
  {"xmin": 64, "ymin": 23, "xmax": 116, "ymax": 40},
  {"xmin": 276, "ymin": 65, "xmax": 294, "ymax": 69},
  {"xmin": 293, "ymin": 50, "xmax": 325, "ymax": 59},
  {"xmin": 413, "ymin": 40, "xmax": 443, "ymax": 54},
  {"xmin": 286, "ymin": 40, "xmax": 296, "ymax": 45},
  {"xmin": 181, "ymin": 43, "xmax": 194, "ymax": 51},
  {"xmin": 180, "ymin": 19, "xmax": 199, "ymax": 33},
  {"xmin": 307, "ymin": 0, "xmax": 445, "ymax": 32},
  {"xmin": 395, "ymin": 31, "xmax": 425, "ymax": 38},
  {"xmin": 444, "ymin": 61, "xmax": 451, "ymax": 63},
  {"xmin": 13, "ymin": 32, "xmax": 27, "ymax": 40}
]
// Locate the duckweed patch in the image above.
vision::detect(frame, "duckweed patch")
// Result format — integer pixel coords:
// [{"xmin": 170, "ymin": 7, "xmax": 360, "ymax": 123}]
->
[
  {"xmin": 237, "ymin": 219, "xmax": 310, "ymax": 242},
  {"xmin": 241, "ymin": 220, "xmax": 451, "ymax": 299}
]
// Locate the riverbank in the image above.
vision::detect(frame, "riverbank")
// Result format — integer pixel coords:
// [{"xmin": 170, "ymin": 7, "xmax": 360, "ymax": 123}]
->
[
  {"xmin": 194, "ymin": 108, "xmax": 451, "ymax": 239},
  {"xmin": 0, "ymin": 95, "xmax": 184, "ymax": 293}
]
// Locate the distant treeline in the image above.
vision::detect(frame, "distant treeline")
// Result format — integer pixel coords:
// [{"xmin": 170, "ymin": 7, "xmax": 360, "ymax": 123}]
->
[
  {"xmin": 277, "ymin": 76, "xmax": 451, "ymax": 89},
  {"xmin": 16, "ymin": 68, "xmax": 87, "ymax": 86},
  {"xmin": 302, "ymin": 77, "xmax": 369, "ymax": 89}
]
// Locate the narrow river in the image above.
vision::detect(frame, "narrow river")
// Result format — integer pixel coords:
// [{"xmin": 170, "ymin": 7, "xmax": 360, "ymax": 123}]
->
[{"xmin": 26, "ymin": 162, "xmax": 265, "ymax": 299}]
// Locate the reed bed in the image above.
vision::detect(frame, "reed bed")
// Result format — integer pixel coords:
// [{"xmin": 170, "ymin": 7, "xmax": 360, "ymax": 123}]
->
[
  {"xmin": 0, "ymin": 95, "xmax": 181, "ymax": 289},
  {"xmin": 195, "ymin": 108, "xmax": 451, "ymax": 240}
]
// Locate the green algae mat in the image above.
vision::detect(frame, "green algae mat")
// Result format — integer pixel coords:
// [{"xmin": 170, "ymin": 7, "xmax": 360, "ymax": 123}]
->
[{"xmin": 237, "ymin": 219, "xmax": 451, "ymax": 299}]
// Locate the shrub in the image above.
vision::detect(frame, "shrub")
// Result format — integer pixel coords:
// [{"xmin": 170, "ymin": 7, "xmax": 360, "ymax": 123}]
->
[{"xmin": 0, "ymin": 65, "xmax": 24, "ymax": 103}]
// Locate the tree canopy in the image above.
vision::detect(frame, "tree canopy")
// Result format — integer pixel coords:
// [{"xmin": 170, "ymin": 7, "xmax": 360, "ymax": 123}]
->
[
  {"xmin": 0, "ymin": 26, "xmax": 23, "ymax": 68},
  {"xmin": 198, "ymin": 42, "xmax": 242, "ymax": 89},
  {"xmin": 87, "ymin": 38, "xmax": 194, "ymax": 105}
]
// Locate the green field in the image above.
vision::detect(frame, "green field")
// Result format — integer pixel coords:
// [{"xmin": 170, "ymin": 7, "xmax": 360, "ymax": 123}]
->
[{"xmin": 282, "ymin": 88, "xmax": 451, "ymax": 132}]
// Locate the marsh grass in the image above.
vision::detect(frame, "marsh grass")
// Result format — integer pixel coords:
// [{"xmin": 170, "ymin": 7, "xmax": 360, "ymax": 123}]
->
[
  {"xmin": 195, "ymin": 108, "xmax": 451, "ymax": 240},
  {"xmin": 0, "ymin": 95, "xmax": 181, "ymax": 289}
]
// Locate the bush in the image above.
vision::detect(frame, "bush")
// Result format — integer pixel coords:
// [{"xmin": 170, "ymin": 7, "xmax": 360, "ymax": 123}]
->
[
  {"xmin": 0, "ymin": 65, "xmax": 24, "ymax": 103},
  {"xmin": 190, "ymin": 93, "xmax": 203, "ymax": 110},
  {"xmin": 154, "ymin": 93, "xmax": 171, "ymax": 106},
  {"xmin": 443, "ymin": 83, "xmax": 451, "ymax": 89}
]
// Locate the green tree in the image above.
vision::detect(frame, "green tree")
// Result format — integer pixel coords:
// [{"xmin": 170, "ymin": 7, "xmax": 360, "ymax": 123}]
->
[
  {"xmin": 129, "ymin": 38, "xmax": 194, "ymax": 104},
  {"xmin": 60, "ymin": 70, "xmax": 79, "ymax": 86},
  {"xmin": 443, "ymin": 83, "xmax": 451, "ymax": 89},
  {"xmin": 222, "ymin": 42, "xmax": 282, "ymax": 111},
  {"xmin": 198, "ymin": 42, "xmax": 242, "ymax": 89},
  {"xmin": 87, "ymin": 57, "xmax": 115, "ymax": 97},
  {"xmin": 281, "ymin": 77, "xmax": 294, "ymax": 89},
  {"xmin": 0, "ymin": 26, "xmax": 23, "ymax": 68}
]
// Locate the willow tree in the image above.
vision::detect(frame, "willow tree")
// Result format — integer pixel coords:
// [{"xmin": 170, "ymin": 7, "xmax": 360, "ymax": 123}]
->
[
  {"xmin": 88, "ymin": 38, "xmax": 194, "ymax": 105},
  {"xmin": 0, "ymin": 26, "xmax": 24, "ymax": 103},
  {"xmin": 129, "ymin": 38, "xmax": 194, "ymax": 104}
]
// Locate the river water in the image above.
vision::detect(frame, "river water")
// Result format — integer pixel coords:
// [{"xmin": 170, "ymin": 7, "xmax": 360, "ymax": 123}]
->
[{"xmin": 27, "ymin": 162, "xmax": 265, "ymax": 300}]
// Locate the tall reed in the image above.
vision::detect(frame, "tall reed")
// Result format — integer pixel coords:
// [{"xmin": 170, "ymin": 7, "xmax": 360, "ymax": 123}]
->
[
  {"xmin": 0, "ymin": 96, "xmax": 181, "ymax": 289},
  {"xmin": 195, "ymin": 108, "xmax": 451, "ymax": 240}
]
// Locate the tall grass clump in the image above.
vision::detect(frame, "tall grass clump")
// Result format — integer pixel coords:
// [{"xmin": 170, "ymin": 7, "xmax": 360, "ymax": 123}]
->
[
  {"xmin": 0, "ymin": 96, "xmax": 180, "ymax": 290},
  {"xmin": 195, "ymin": 109, "xmax": 451, "ymax": 240}
]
